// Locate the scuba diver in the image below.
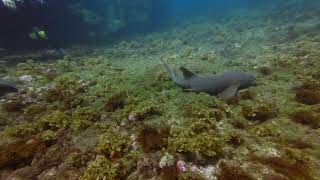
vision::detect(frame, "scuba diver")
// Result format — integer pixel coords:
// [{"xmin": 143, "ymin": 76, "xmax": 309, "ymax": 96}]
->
[
  {"xmin": 1, "ymin": 0, "xmax": 48, "ymax": 36},
  {"xmin": 1, "ymin": 0, "xmax": 46, "ymax": 10},
  {"xmin": 0, "ymin": 0, "xmax": 48, "ymax": 42},
  {"xmin": 1, "ymin": 0, "xmax": 20, "ymax": 10},
  {"xmin": 0, "ymin": 0, "xmax": 51, "ymax": 95}
]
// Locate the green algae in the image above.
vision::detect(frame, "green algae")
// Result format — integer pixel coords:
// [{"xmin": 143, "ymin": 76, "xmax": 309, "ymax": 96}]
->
[
  {"xmin": 2, "ymin": 123, "xmax": 37, "ymax": 138},
  {"xmin": 80, "ymin": 152, "xmax": 140, "ymax": 180},
  {"xmin": 96, "ymin": 128, "xmax": 131, "ymax": 157},
  {"xmin": 22, "ymin": 103, "xmax": 47, "ymax": 120},
  {"xmin": 71, "ymin": 106, "xmax": 100, "ymax": 130},
  {"xmin": 43, "ymin": 74, "xmax": 90, "ymax": 108},
  {"xmin": 104, "ymin": 91, "xmax": 128, "ymax": 112},
  {"xmin": 16, "ymin": 60, "xmax": 37, "ymax": 76},
  {"xmin": 40, "ymin": 130, "xmax": 58, "ymax": 142},
  {"xmin": 242, "ymin": 103, "xmax": 278, "ymax": 122},
  {"xmin": 125, "ymin": 102, "xmax": 161, "ymax": 121},
  {"xmin": 178, "ymin": 172, "xmax": 205, "ymax": 180},
  {"xmin": 169, "ymin": 128, "xmax": 225, "ymax": 157},
  {"xmin": 38, "ymin": 110, "xmax": 70, "ymax": 131}
]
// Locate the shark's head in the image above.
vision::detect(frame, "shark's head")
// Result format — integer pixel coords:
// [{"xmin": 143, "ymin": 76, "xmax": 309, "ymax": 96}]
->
[{"xmin": 239, "ymin": 72, "xmax": 257, "ymax": 88}]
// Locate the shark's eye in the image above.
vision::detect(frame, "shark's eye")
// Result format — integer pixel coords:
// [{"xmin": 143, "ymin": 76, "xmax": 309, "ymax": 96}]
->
[{"xmin": 251, "ymin": 80, "xmax": 257, "ymax": 86}]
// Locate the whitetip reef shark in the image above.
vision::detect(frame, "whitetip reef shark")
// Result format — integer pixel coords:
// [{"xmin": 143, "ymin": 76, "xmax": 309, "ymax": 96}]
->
[{"xmin": 162, "ymin": 61, "xmax": 256, "ymax": 100}]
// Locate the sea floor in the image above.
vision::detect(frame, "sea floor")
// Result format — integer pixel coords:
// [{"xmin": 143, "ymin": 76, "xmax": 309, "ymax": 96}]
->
[{"xmin": 1, "ymin": 4, "xmax": 320, "ymax": 180}]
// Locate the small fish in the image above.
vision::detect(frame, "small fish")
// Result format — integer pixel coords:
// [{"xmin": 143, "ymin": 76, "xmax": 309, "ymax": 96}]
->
[
  {"xmin": 0, "ymin": 79, "xmax": 18, "ymax": 96},
  {"xmin": 162, "ymin": 61, "xmax": 256, "ymax": 100}
]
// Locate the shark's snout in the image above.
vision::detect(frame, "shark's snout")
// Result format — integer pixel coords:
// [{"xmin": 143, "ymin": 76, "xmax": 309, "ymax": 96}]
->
[{"xmin": 251, "ymin": 79, "xmax": 257, "ymax": 86}]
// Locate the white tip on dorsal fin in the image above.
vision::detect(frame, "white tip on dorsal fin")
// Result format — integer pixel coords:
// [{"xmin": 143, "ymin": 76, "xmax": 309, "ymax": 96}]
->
[
  {"xmin": 179, "ymin": 66, "xmax": 196, "ymax": 80},
  {"xmin": 218, "ymin": 83, "xmax": 240, "ymax": 100}
]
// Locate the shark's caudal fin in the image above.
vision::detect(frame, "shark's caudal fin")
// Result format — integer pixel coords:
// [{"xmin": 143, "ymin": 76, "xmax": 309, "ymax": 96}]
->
[{"xmin": 162, "ymin": 60, "xmax": 177, "ymax": 80}]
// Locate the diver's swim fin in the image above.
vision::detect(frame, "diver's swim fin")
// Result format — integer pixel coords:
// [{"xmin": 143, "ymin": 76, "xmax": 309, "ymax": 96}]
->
[{"xmin": 0, "ymin": 79, "xmax": 18, "ymax": 96}]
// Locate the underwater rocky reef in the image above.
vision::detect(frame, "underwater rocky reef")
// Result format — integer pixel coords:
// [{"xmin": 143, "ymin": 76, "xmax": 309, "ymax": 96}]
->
[{"xmin": 0, "ymin": 0, "xmax": 320, "ymax": 179}]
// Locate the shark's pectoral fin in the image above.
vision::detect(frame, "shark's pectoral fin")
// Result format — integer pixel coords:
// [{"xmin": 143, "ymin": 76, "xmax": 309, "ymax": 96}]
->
[
  {"xmin": 218, "ymin": 84, "xmax": 240, "ymax": 100},
  {"xmin": 182, "ymin": 88, "xmax": 195, "ymax": 92}
]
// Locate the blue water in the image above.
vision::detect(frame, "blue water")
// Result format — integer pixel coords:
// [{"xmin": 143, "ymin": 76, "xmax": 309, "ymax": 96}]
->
[{"xmin": 0, "ymin": 0, "xmax": 317, "ymax": 49}]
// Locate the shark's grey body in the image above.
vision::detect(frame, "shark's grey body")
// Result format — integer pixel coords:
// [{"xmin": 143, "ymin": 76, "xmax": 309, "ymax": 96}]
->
[
  {"xmin": 162, "ymin": 62, "xmax": 256, "ymax": 99},
  {"xmin": 0, "ymin": 79, "xmax": 18, "ymax": 96}
]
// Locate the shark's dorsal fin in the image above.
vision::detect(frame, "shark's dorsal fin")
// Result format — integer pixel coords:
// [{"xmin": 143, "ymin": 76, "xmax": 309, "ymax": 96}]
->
[{"xmin": 179, "ymin": 67, "xmax": 196, "ymax": 79}]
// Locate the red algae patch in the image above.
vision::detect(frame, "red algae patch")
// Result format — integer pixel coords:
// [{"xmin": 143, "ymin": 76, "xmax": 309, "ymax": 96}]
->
[
  {"xmin": 295, "ymin": 82, "xmax": 320, "ymax": 105},
  {"xmin": 216, "ymin": 160, "xmax": 255, "ymax": 180},
  {"xmin": 251, "ymin": 156, "xmax": 313, "ymax": 180},
  {"xmin": 136, "ymin": 125, "xmax": 170, "ymax": 153},
  {"xmin": 291, "ymin": 110, "xmax": 320, "ymax": 129},
  {"xmin": 242, "ymin": 104, "xmax": 277, "ymax": 122},
  {"xmin": 160, "ymin": 165, "xmax": 179, "ymax": 180},
  {"xmin": 0, "ymin": 137, "xmax": 46, "ymax": 168}
]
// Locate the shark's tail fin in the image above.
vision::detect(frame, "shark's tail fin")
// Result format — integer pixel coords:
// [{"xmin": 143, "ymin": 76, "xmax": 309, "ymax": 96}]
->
[
  {"xmin": 162, "ymin": 61, "xmax": 188, "ymax": 88},
  {"xmin": 161, "ymin": 60, "xmax": 178, "ymax": 81}
]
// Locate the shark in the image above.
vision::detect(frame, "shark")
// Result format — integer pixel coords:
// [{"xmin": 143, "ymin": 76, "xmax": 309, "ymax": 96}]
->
[
  {"xmin": 0, "ymin": 79, "xmax": 18, "ymax": 96},
  {"xmin": 162, "ymin": 61, "xmax": 256, "ymax": 100}
]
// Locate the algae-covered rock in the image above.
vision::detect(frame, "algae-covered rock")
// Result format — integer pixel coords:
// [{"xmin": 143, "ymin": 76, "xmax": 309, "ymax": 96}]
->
[
  {"xmin": 291, "ymin": 110, "xmax": 320, "ymax": 129},
  {"xmin": 251, "ymin": 156, "xmax": 313, "ymax": 180},
  {"xmin": 72, "ymin": 127, "xmax": 100, "ymax": 152},
  {"xmin": 38, "ymin": 110, "xmax": 70, "ymax": 131},
  {"xmin": 242, "ymin": 103, "xmax": 278, "ymax": 122},
  {"xmin": 160, "ymin": 165, "xmax": 180, "ymax": 180},
  {"xmin": 0, "ymin": 137, "xmax": 46, "ymax": 168},
  {"xmin": 136, "ymin": 125, "xmax": 170, "ymax": 153},
  {"xmin": 295, "ymin": 81, "xmax": 320, "ymax": 105},
  {"xmin": 178, "ymin": 171, "xmax": 206, "ymax": 180},
  {"xmin": 40, "ymin": 130, "xmax": 58, "ymax": 142},
  {"xmin": 104, "ymin": 91, "xmax": 128, "ymax": 112},
  {"xmin": 22, "ymin": 103, "xmax": 47, "ymax": 120},
  {"xmin": 200, "ymin": 51, "xmax": 216, "ymax": 62},
  {"xmin": 169, "ymin": 129, "xmax": 225, "ymax": 158},
  {"xmin": 80, "ymin": 155, "xmax": 120, "ymax": 180},
  {"xmin": 295, "ymin": 89, "xmax": 320, "ymax": 105},
  {"xmin": 159, "ymin": 152, "xmax": 175, "ymax": 168},
  {"xmin": 181, "ymin": 93, "xmax": 225, "ymax": 122},
  {"xmin": 126, "ymin": 101, "xmax": 161, "ymax": 122},
  {"xmin": 96, "ymin": 128, "xmax": 131, "ymax": 157},
  {"xmin": 71, "ymin": 106, "xmax": 100, "ymax": 130},
  {"xmin": 216, "ymin": 160, "xmax": 255, "ymax": 180},
  {"xmin": 2, "ymin": 123, "xmax": 37, "ymax": 138},
  {"xmin": 1, "ymin": 98, "xmax": 24, "ymax": 112},
  {"xmin": 46, "ymin": 75, "xmax": 89, "ymax": 108}
]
